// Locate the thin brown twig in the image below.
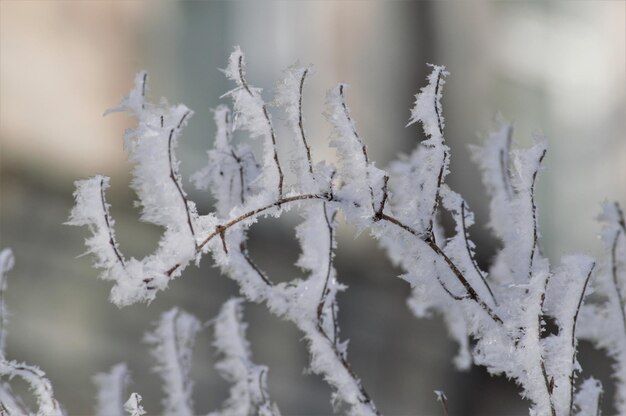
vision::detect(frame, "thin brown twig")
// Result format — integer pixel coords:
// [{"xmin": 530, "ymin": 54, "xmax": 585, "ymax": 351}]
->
[
  {"xmin": 499, "ymin": 124, "xmax": 515, "ymax": 198},
  {"xmin": 460, "ymin": 202, "xmax": 497, "ymax": 306},
  {"xmin": 162, "ymin": 193, "xmax": 502, "ymax": 325},
  {"xmin": 374, "ymin": 175, "xmax": 390, "ymax": 221},
  {"xmin": 611, "ymin": 229, "xmax": 626, "ymax": 337},
  {"xmin": 167, "ymin": 115, "xmax": 198, "ymax": 250},
  {"xmin": 528, "ymin": 149, "xmax": 547, "ymax": 278},
  {"xmin": 537, "ymin": 273, "xmax": 556, "ymax": 416},
  {"xmin": 569, "ymin": 262, "xmax": 596, "ymax": 416},
  {"xmin": 298, "ymin": 68, "xmax": 313, "ymax": 174},
  {"xmin": 338, "ymin": 85, "xmax": 375, "ymax": 215},
  {"xmin": 237, "ymin": 55, "xmax": 284, "ymax": 199},
  {"xmin": 99, "ymin": 178, "xmax": 126, "ymax": 268}
]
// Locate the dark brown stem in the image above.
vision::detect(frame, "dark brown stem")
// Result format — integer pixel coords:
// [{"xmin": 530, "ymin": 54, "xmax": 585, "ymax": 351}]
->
[
  {"xmin": 611, "ymin": 229, "xmax": 626, "ymax": 337},
  {"xmin": 528, "ymin": 149, "xmax": 547, "ymax": 278},
  {"xmin": 374, "ymin": 175, "xmax": 390, "ymax": 221},
  {"xmin": 298, "ymin": 68, "xmax": 313, "ymax": 174},
  {"xmin": 338, "ymin": 85, "xmax": 375, "ymax": 214},
  {"xmin": 427, "ymin": 150, "xmax": 447, "ymax": 237},
  {"xmin": 538, "ymin": 273, "xmax": 556, "ymax": 416},
  {"xmin": 423, "ymin": 236, "xmax": 503, "ymax": 325},
  {"xmin": 569, "ymin": 263, "xmax": 596, "ymax": 416},
  {"xmin": 240, "ymin": 241, "xmax": 272, "ymax": 287},
  {"xmin": 460, "ymin": 201, "xmax": 497, "ymax": 306},
  {"xmin": 99, "ymin": 178, "xmax": 126, "ymax": 268},
  {"xmin": 424, "ymin": 68, "xmax": 447, "ymax": 236},
  {"xmin": 317, "ymin": 202, "xmax": 337, "ymax": 326},
  {"xmin": 237, "ymin": 55, "xmax": 284, "ymax": 199},
  {"xmin": 141, "ymin": 72, "xmax": 147, "ymax": 110},
  {"xmin": 168, "ymin": 118, "xmax": 198, "ymax": 250},
  {"xmin": 499, "ymin": 124, "xmax": 515, "ymax": 198},
  {"xmin": 164, "ymin": 193, "xmax": 502, "ymax": 325},
  {"xmin": 433, "ymin": 69, "xmax": 444, "ymax": 137}
]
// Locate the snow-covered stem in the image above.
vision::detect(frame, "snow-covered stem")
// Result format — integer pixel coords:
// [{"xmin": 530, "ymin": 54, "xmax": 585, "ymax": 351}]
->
[
  {"xmin": 223, "ymin": 47, "xmax": 284, "ymax": 200},
  {"xmin": 0, "ymin": 248, "xmax": 63, "ymax": 416},
  {"xmin": 0, "ymin": 249, "xmax": 15, "ymax": 356},
  {"xmin": 94, "ymin": 363, "xmax": 130, "ymax": 416},
  {"xmin": 145, "ymin": 308, "xmax": 201, "ymax": 416},
  {"xmin": 210, "ymin": 298, "xmax": 280, "ymax": 416},
  {"xmin": 0, "ymin": 360, "xmax": 63, "ymax": 416}
]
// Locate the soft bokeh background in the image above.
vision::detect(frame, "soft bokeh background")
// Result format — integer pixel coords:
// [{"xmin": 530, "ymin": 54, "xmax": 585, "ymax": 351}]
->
[{"xmin": 1, "ymin": 1, "xmax": 624, "ymax": 415}]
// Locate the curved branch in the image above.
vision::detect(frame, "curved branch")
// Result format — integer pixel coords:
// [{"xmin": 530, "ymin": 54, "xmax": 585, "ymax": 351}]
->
[
  {"xmin": 569, "ymin": 262, "xmax": 595, "ymax": 416},
  {"xmin": 167, "ymin": 114, "xmax": 197, "ymax": 249},
  {"xmin": 100, "ymin": 178, "xmax": 126, "ymax": 269},
  {"xmin": 298, "ymin": 68, "xmax": 313, "ymax": 174},
  {"xmin": 237, "ymin": 55, "xmax": 284, "ymax": 199}
]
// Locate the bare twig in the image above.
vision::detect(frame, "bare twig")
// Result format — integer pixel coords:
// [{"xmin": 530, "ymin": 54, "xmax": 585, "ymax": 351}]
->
[
  {"xmin": 569, "ymin": 263, "xmax": 596, "ymax": 416},
  {"xmin": 460, "ymin": 202, "xmax": 497, "ymax": 306},
  {"xmin": 100, "ymin": 179, "xmax": 126, "ymax": 269},
  {"xmin": 528, "ymin": 149, "xmax": 547, "ymax": 278},
  {"xmin": 499, "ymin": 124, "xmax": 515, "ymax": 198},
  {"xmin": 237, "ymin": 55, "xmax": 284, "ymax": 199},
  {"xmin": 537, "ymin": 273, "xmax": 556, "ymax": 416},
  {"xmin": 298, "ymin": 68, "xmax": 313, "ymax": 174},
  {"xmin": 167, "ymin": 113, "xmax": 198, "ymax": 249},
  {"xmin": 338, "ymin": 85, "xmax": 376, "ymax": 214}
]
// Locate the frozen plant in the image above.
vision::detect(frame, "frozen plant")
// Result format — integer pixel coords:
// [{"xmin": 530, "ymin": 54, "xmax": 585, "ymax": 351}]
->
[
  {"xmin": 0, "ymin": 249, "xmax": 64, "ymax": 416},
  {"xmin": 63, "ymin": 46, "xmax": 623, "ymax": 415}
]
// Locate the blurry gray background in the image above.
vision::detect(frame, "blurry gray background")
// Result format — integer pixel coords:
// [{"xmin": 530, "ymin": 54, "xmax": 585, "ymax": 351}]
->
[{"xmin": 1, "ymin": 1, "xmax": 624, "ymax": 415}]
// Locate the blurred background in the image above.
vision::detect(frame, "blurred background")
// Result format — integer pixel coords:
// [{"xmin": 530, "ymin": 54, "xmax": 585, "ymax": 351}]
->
[{"xmin": 1, "ymin": 1, "xmax": 624, "ymax": 415}]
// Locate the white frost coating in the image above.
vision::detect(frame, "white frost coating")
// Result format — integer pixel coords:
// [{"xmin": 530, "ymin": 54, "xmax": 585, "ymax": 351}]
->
[
  {"xmin": 392, "ymin": 65, "xmax": 450, "ymax": 235},
  {"xmin": 473, "ymin": 127, "xmax": 548, "ymax": 286},
  {"xmin": 470, "ymin": 119, "xmax": 514, "ymax": 241},
  {"xmin": 273, "ymin": 64, "xmax": 316, "ymax": 191},
  {"xmin": 68, "ymin": 52, "xmax": 624, "ymax": 416},
  {"xmin": 0, "ymin": 249, "xmax": 63, "ymax": 416},
  {"xmin": 573, "ymin": 378, "xmax": 602, "ymax": 416},
  {"xmin": 513, "ymin": 271, "xmax": 552, "ymax": 416},
  {"xmin": 0, "ymin": 381, "xmax": 29, "ymax": 415},
  {"xmin": 325, "ymin": 84, "xmax": 386, "ymax": 229},
  {"xmin": 0, "ymin": 360, "xmax": 63, "ymax": 416},
  {"xmin": 577, "ymin": 201, "xmax": 626, "ymax": 413},
  {"xmin": 69, "ymin": 72, "xmax": 212, "ymax": 306},
  {"xmin": 192, "ymin": 105, "xmax": 261, "ymax": 218},
  {"xmin": 145, "ymin": 308, "xmax": 201, "ymax": 416},
  {"xmin": 543, "ymin": 255, "xmax": 595, "ymax": 414},
  {"xmin": 106, "ymin": 70, "xmax": 198, "ymax": 232},
  {"xmin": 210, "ymin": 298, "xmax": 280, "ymax": 416},
  {"xmin": 211, "ymin": 199, "xmax": 376, "ymax": 415},
  {"xmin": 94, "ymin": 363, "xmax": 130, "ymax": 416},
  {"xmin": 0, "ymin": 248, "xmax": 15, "ymax": 355},
  {"xmin": 124, "ymin": 393, "xmax": 146, "ymax": 416},
  {"xmin": 67, "ymin": 176, "xmax": 162, "ymax": 306},
  {"xmin": 223, "ymin": 46, "xmax": 282, "ymax": 201}
]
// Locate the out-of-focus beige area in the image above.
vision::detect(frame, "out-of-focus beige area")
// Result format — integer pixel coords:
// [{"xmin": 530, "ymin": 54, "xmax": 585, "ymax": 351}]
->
[{"xmin": 1, "ymin": 1, "xmax": 624, "ymax": 415}]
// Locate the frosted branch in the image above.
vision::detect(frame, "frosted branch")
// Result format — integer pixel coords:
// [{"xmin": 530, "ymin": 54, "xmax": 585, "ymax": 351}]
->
[
  {"xmin": 94, "ymin": 363, "xmax": 130, "ymax": 416},
  {"xmin": 0, "ymin": 360, "xmax": 63, "ymax": 416},
  {"xmin": 209, "ymin": 298, "xmax": 280, "ymax": 416},
  {"xmin": 224, "ymin": 47, "xmax": 284, "ymax": 200},
  {"xmin": 145, "ymin": 308, "xmax": 201, "ymax": 416}
]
